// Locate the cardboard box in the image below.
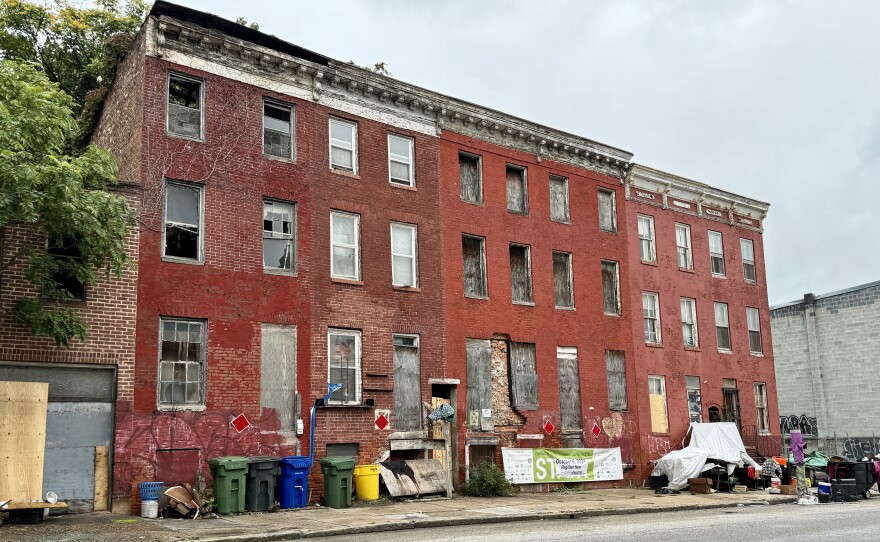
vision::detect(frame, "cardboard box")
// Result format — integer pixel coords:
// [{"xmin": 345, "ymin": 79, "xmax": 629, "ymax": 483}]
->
[
  {"xmin": 688, "ymin": 478, "xmax": 713, "ymax": 494},
  {"xmin": 779, "ymin": 485, "xmax": 796, "ymax": 495}
]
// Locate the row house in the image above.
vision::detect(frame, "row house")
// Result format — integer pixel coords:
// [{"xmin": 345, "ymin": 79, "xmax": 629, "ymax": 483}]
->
[{"xmin": 1, "ymin": 0, "xmax": 775, "ymax": 510}]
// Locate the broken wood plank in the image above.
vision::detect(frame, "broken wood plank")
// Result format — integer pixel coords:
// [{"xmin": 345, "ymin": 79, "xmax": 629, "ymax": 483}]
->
[{"xmin": 93, "ymin": 446, "xmax": 109, "ymax": 511}]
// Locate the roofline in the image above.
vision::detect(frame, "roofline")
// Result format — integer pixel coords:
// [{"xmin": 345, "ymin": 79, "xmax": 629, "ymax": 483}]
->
[
  {"xmin": 628, "ymin": 163, "xmax": 770, "ymax": 211},
  {"xmin": 770, "ymin": 278, "xmax": 880, "ymax": 310}
]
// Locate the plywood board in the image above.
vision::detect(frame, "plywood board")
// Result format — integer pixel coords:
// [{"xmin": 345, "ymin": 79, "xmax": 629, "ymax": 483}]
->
[
  {"xmin": 379, "ymin": 459, "xmax": 447, "ymax": 497},
  {"xmin": 93, "ymin": 446, "xmax": 109, "ymax": 511},
  {"xmin": 0, "ymin": 381, "xmax": 49, "ymax": 501}
]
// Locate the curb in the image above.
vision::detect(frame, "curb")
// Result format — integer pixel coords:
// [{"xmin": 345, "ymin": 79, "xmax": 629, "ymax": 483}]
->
[{"xmin": 193, "ymin": 497, "xmax": 798, "ymax": 542}]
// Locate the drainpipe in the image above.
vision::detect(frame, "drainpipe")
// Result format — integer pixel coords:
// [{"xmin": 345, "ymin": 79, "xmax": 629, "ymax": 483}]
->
[{"xmin": 802, "ymin": 293, "xmax": 830, "ymax": 450}]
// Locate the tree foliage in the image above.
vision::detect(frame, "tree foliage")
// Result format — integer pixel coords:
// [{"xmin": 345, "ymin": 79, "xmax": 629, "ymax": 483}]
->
[{"xmin": 0, "ymin": 59, "xmax": 134, "ymax": 346}]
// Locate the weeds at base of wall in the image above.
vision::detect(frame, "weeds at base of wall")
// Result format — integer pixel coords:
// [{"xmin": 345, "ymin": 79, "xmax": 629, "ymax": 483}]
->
[{"xmin": 463, "ymin": 462, "xmax": 515, "ymax": 497}]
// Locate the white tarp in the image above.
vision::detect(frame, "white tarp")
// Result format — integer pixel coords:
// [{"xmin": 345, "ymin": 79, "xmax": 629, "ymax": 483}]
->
[
  {"xmin": 651, "ymin": 447, "xmax": 713, "ymax": 489},
  {"xmin": 651, "ymin": 423, "xmax": 759, "ymax": 489}
]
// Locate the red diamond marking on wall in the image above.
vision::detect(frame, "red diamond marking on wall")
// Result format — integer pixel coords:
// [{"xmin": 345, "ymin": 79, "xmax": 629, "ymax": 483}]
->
[
  {"xmin": 543, "ymin": 419, "xmax": 555, "ymax": 434},
  {"xmin": 375, "ymin": 414, "xmax": 389, "ymax": 431},
  {"xmin": 231, "ymin": 414, "xmax": 250, "ymax": 433},
  {"xmin": 591, "ymin": 423, "xmax": 602, "ymax": 437}
]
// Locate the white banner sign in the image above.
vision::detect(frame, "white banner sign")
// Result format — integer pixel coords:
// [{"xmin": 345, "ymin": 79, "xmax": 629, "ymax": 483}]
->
[{"xmin": 501, "ymin": 447, "xmax": 623, "ymax": 484}]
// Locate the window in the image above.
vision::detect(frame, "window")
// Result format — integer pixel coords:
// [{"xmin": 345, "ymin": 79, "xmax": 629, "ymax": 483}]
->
[
  {"xmin": 648, "ymin": 375, "xmax": 668, "ymax": 433},
  {"xmin": 741, "ymin": 239, "xmax": 756, "ymax": 282},
  {"xmin": 391, "ymin": 222, "xmax": 418, "ymax": 287},
  {"xmin": 329, "ymin": 118, "xmax": 357, "ymax": 173},
  {"xmin": 163, "ymin": 181, "xmax": 203, "ymax": 262},
  {"xmin": 642, "ymin": 292, "xmax": 661, "ymax": 344},
  {"xmin": 638, "ymin": 215, "xmax": 656, "ymax": 262},
  {"xmin": 327, "ymin": 329, "xmax": 361, "ymax": 404},
  {"xmin": 686, "ymin": 376, "xmax": 702, "ymax": 423},
  {"xmin": 680, "ymin": 297, "xmax": 698, "ymax": 347},
  {"xmin": 601, "ymin": 260, "xmax": 620, "ymax": 315},
  {"xmin": 605, "ymin": 350, "xmax": 627, "ymax": 411},
  {"xmin": 388, "ymin": 134, "xmax": 414, "ymax": 186},
  {"xmin": 754, "ymin": 382, "xmax": 769, "ymax": 434},
  {"xmin": 167, "ymin": 73, "xmax": 203, "ymax": 139},
  {"xmin": 263, "ymin": 100, "xmax": 294, "ymax": 159},
  {"xmin": 509, "ymin": 244, "xmax": 533, "ymax": 304},
  {"xmin": 675, "ymin": 223, "xmax": 692, "ymax": 269},
  {"xmin": 747, "ymin": 307, "xmax": 762, "ymax": 354},
  {"xmin": 47, "ymin": 237, "xmax": 85, "ymax": 300},
  {"xmin": 715, "ymin": 302, "xmax": 731, "ymax": 351},
  {"xmin": 506, "ymin": 165, "xmax": 528, "ymax": 213},
  {"xmin": 330, "ymin": 211, "xmax": 360, "ymax": 280},
  {"xmin": 709, "ymin": 231, "xmax": 725, "ymax": 276},
  {"xmin": 510, "ymin": 342, "xmax": 538, "ymax": 410},
  {"xmin": 598, "ymin": 189, "xmax": 617, "ymax": 232},
  {"xmin": 553, "ymin": 251, "xmax": 573, "ymax": 308},
  {"xmin": 263, "ymin": 200, "xmax": 295, "ymax": 272},
  {"xmin": 158, "ymin": 318, "xmax": 206, "ymax": 407},
  {"xmin": 459, "ymin": 153, "xmax": 482, "ymax": 204},
  {"xmin": 462, "ymin": 235, "xmax": 487, "ymax": 298},
  {"xmin": 549, "ymin": 175, "xmax": 570, "ymax": 222}
]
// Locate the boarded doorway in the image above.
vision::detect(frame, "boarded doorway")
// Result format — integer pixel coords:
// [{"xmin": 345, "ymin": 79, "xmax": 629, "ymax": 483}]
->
[{"xmin": 393, "ymin": 335, "xmax": 421, "ymax": 432}]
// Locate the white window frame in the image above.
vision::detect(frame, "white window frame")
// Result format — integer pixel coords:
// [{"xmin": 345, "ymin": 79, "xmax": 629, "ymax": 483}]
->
[
  {"xmin": 754, "ymin": 382, "xmax": 769, "ymax": 435},
  {"xmin": 638, "ymin": 214, "xmax": 656, "ymax": 263},
  {"xmin": 715, "ymin": 302, "xmax": 731, "ymax": 352},
  {"xmin": 262, "ymin": 98, "xmax": 295, "ymax": 160},
  {"xmin": 162, "ymin": 180, "xmax": 204, "ymax": 264},
  {"xmin": 598, "ymin": 188, "xmax": 617, "ymax": 233},
  {"xmin": 549, "ymin": 175, "xmax": 570, "ymax": 223},
  {"xmin": 680, "ymin": 297, "xmax": 698, "ymax": 348},
  {"xmin": 388, "ymin": 134, "xmax": 414, "ymax": 187},
  {"xmin": 157, "ymin": 317, "xmax": 207, "ymax": 410},
  {"xmin": 327, "ymin": 328, "xmax": 362, "ymax": 405},
  {"xmin": 709, "ymin": 230, "xmax": 726, "ymax": 276},
  {"xmin": 643, "ymin": 292, "xmax": 661, "ymax": 344},
  {"xmin": 648, "ymin": 375, "xmax": 668, "ymax": 433},
  {"xmin": 675, "ymin": 223, "xmax": 693, "ymax": 270},
  {"xmin": 329, "ymin": 117, "xmax": 358, "ymax": 174},
  {"xmin": 686, "ymin": 376, "xmax": 702, "ymax": 423},
  {"xmin": 166, "ymin": 72, "xmax": 204, "ymax": 140},
  {"xmin": 390, "ymin": 222, "xmax": 418, "ymax": 287},
  {"xmin": 741, "ymin": 238, "xmax": 756, "ymax": 283},
  {"xmin": 747, "ymin": 307, "xmax": 763, "ymax": 355},
  {"xmin": 263, "ymin": 199, "xmax": 296, "ymax": 274},
  {"xmin": 330, "ymin": 211, "xmax": 360, "ymax": 280}
]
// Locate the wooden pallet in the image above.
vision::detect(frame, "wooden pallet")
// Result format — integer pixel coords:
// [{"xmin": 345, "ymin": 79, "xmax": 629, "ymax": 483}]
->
[{"xmin": 1, "ymin": 501, "xmax": 68, "ymax": 510}]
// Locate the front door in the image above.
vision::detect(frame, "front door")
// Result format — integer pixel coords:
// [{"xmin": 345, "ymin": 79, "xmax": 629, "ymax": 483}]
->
[
  {"xmin": 722, "ymin": 388, "xmax": 741, "ymax": 430},
  {"xmin": 393, "ymin": 335, "xmax": 421, "ymax": 432}
]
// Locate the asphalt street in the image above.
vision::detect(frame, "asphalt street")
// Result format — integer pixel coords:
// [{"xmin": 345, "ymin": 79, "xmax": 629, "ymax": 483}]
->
[{"xmin": 301, "ymin": 499, "xmax": 880, "ymax": 542}]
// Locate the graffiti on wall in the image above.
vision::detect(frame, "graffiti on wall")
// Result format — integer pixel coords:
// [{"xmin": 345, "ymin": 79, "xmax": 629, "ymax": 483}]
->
[
  {"xmin": 779, "ymin": 415, "xmax": 818, "ymax": 436},
  {"xmin": 842, "ymin": 438, "xmax": 880, "ymax": 459},
  {"xmin": 647, "ymin": 435, "xmax": 673, "ymax": 457}
]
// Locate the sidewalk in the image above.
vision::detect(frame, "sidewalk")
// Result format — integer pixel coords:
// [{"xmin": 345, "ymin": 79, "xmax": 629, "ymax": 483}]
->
[{"xmin": 1, "ymin": 488, "xmax": 796, "ymax": 542}]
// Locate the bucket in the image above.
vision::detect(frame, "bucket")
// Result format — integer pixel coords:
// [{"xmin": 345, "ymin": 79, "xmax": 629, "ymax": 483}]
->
[
  {"xmin": 771, "ymin": 477, "xmax": 781, "ymax": 488},
  {"xmin": 818, "ymin": 482, "xmax": 831, "ymax": 495},
  {"xmin": 140, "ymin": 500, "xmax": 158, "ymax": 519}
]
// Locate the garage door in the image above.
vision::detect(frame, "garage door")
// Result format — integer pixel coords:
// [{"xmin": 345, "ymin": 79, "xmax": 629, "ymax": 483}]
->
[{"xmin": 0, "ymin": 363, "xmax": 114, "ymax": 513}]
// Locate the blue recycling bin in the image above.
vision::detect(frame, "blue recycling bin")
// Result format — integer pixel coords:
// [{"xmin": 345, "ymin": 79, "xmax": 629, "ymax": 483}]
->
[{"xmin": 278, "ymin": 456, "xmax": 311, "ymax": 509}]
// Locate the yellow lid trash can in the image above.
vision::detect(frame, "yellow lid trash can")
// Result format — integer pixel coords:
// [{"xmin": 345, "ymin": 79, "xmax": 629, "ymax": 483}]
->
[{"xmin": 353, "ymin": 464, "xmax": 381, "ymax": 501}]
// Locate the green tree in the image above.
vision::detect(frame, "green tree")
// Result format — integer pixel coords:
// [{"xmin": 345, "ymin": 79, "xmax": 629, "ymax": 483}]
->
[{"xmin": 0, "ymin": 60, "xmax": 134, "ymax": 346}]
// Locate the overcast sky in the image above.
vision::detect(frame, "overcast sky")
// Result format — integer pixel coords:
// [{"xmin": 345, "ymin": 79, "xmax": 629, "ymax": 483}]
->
[{"xmin": 181, "ymin": 0, "xmax": 880, "ymax": 305}]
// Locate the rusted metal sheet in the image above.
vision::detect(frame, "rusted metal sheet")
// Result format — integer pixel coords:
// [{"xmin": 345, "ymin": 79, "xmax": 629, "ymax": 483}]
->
[
  {"xmin": 466, "ymin": 339, "xmax": 493, "ymax": 431},
  {"xmin": 605, "ymin": 350, "xmax": 627, "ymax": 411},
  {"xmin": 393, "ymin": 343, "xmax": 421, "ymax": 431},
  {"xmin": 379, "ymin": 459, "xmax": 447, "ymax": 497},
  {"xmin": 510, "ymin": 342, "xmax": 538, "ymax": 410}
]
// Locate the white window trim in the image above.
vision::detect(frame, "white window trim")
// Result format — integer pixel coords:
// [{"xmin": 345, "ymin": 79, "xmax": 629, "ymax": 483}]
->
[
  {"xmin": 709, "ymin": 230, "xmax": 726, "ymax": 276},
  {"xmin": 262, "ymin": 98, "xmax": 295, "ymax": 161},
  {"xmin": 393, "ymin": 333, "xmax": 419, "ymax": 347},
  {"xmin": 747, "ymin": 307, "xmax": 763, "ymax": 355},
  {"xmin": 549, "ymin": 175, "xmax": 570, "ymax": 223},
  {"xmin": 327, "ymin": 328, "xmax": 362, "ymax": 405},
  {"xmin": 330, "ymin": 211, "xmax": 360, "ymax": 280},
  {"xmin": 638, "ymin": 214, "xmax": 656, "ymax": 263},
  {"xmin": 157, "ymin": 317, "xmax": 207, "ymax": 411},
  {"xmin": 262, "ymin": 199, "xmax": 297, "ymax": 275},
  {"xmin": 162, "ymin": 180, "xmax": 205, "ymax": 265},
  {"xmin": 754, "ymin": 382, "xmax": 770, "ymax": 435},
  {"xmin": 675, "ymin": 223, "xmax": 693, "ymax": 270},
  {"xmin": 741, "ymin": 238, "xmax": 756, "ymax": 283},
  {"xmin": 648, "ymin": 375, "xmax": 668, "ymax": 433},
  {"xmin": 680, "ymin": 297, "xmax": 698, "ymax": 348},
  {"xmin": 715, "ymin": 302, "xmax": 731, "ymax": 352},
  {"xmin": 388, "ymin": 134, "xmax": 414, "ymax": 187},
  {"xmin": 329, "ymin": 117, "xmax": 358, "ymax": 174},
  {"xmin": 598, "ymin": 188, "xmax": 617, "ymax": 233},
  {"xmin": 390, "ymin": 222, "xmax": 418, "ymax": 288},
  {"xmin": 166, "ymin": 71, "xmax": 205, "ymax": 141},
  {"xmin": 643, "ymin": 292, "xmax": 661, "ymax": 344}
]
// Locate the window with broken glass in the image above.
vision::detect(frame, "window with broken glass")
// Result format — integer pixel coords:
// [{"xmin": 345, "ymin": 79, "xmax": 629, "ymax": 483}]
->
[
  {"xmin": 46, "ymin": 236, "xmax": 85, "ymax": 301},
  {"xmin": 263, "ymin": 200, "xmax": 295, "ymax": 272},
  {"xmin": 263, "ymin": 100, "xmax": 294, "ymax": 159},
  {"xmin": 686, "ymin": 376, "xmax": 702, "ymax": 423},
  {"xmin": 549, "ymin": 175, "xmax": 570, "ymax": 222},
  {"xmin": 328, "ymin": 329, "xmax": 361, "ymax": 404},
  {"xmin": 459, "ymin": 153, "xmax": 482, "ymax": 204},
  {"xmin": 506, "ymin": 165, "xmax": 528, "ymax": 213},
  {"xmin": 158, "ymin": 318, "xmax": 206, "ymax": 407},
  {"xmin": 167, "ymin": 73, "xmax": 203, "ymax": 139},
  {"xmin": 163, "ymin": 181, "xmax": 203, "ymax": 262}
]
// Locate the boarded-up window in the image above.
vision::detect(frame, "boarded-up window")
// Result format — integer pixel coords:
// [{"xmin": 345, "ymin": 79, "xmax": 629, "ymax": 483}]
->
[
  {"xmin": 509, "ymin": 244, "xmax": 532, "ymax": 304},
  {"xmin": 553, "ymin": 251, "xmax": 573, "ymax": 308},
  {"xmin": 506, "ymin": 165, "xmax": 528, "ymax": 213},
  {"xmin": 510, "ymin": 342, "xmax": 538, "ymax": 410},
  {"xmin": 549, "ymin": 175, "xmax": 569, "ymax": 222},
  {"xmin": 466, "ymin": 339, "xmax": 493, "ymax": 431},
  {"xmin": 459, "ymin": 153, "xmax": 482, "ymax": 204},
  {"xmin": 260, "ymin": 324, "xmax": 297, "ymax": 434},
  {"xmin": 393, "ymin": 335, "xmax": 421, "ymax": 431},
  {"xmin": 557, "ymin": 347, "xmax": 582, "ymax": 431},
  {"xmin": 601, "ymin": 260, "xmax": 620, "ymax": 315},
  {"xmin": 605, "ymin": 350, "xmax": 627, "ymax": 411},
  {"xmin": 462, "ymin": 235, "xmax": 487, "ymax": 298},
  {"xmin": 648, "ymin": 375, "xmax": 668, "ymax": 433},
  {"xmin": 686, "ymin": 375, "xmax": 702, "ymax": 423},
  {"xmin": 598, "ymin": 189, "xmax": 617, "ymax": 232}
]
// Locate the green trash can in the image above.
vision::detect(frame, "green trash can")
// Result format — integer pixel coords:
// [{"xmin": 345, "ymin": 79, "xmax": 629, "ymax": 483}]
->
[
  {"xmin": 245, "ymin": 456, "xmax": 280, "ymax": 512},
  {"xmin": 319, "ymin": 457, "xmax": 356, "ymax": 508},
  {"xmin": 208, "ymin": 456, "xmax": 249, "ymax": 514}
]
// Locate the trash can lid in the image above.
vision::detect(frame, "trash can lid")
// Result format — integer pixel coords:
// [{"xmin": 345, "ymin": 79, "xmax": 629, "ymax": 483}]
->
[
  {"xmin": 281, "ymin": 456, "xmax": 312, "ymax": 468},
  {"xmin": 319, "ymin": 457, "xmax": 356, "ymax": 470},
  {"xmin": 248, "ymin": 456, "xmax": 280, "ymax": 463},
  {"xmin": 208, "ymin": 456, "xmax": 249, "ymax": 470}
]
